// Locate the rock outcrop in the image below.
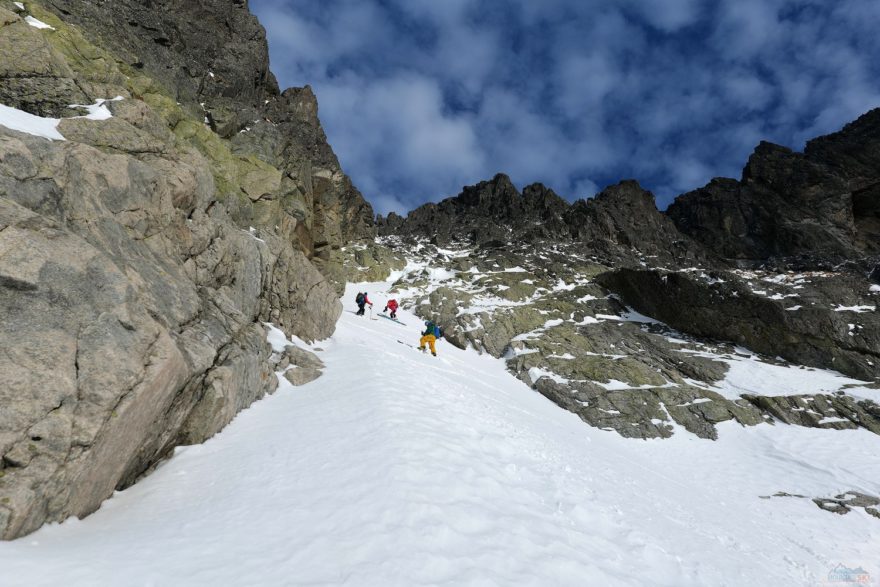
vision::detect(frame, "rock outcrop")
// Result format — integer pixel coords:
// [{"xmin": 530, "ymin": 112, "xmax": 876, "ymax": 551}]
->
[
  {"xmin": 595, "ymin": 268, "xmax": 880, "ymax": 380},
  {"xmin": 667, "ymin": 143, "xmax": 857, "ymax": 263},
  {"xmin": 0, "ymin": 0, "xmax": 372, "ymax": 539}
]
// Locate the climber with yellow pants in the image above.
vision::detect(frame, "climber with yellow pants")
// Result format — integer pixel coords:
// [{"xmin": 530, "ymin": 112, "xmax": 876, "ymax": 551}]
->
[{"xmin": 418, "ymin": 319, "xmax": 443, "ymax": 356}]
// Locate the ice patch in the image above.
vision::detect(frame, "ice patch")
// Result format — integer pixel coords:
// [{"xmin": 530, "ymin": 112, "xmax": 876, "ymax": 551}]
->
[
  {"xmin": 552, "ymin": 279, "xmax": 576, "ymax": 291},
  {"xmin": 595, "ymin": 309, "xmax": 661, "ymax": 325},
  {"xmin": 427, "ymin": 267, "xmax": 456, "ymax": 281},
  {"xmin": 243, "ymin": 227, "xmax": 265, "ymax": 244}
]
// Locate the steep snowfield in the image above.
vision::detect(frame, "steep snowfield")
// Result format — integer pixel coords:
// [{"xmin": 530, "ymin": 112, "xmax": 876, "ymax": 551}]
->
[{"xmin": 1, "ymin": 280, "xmax": 878, "ymax": 586}]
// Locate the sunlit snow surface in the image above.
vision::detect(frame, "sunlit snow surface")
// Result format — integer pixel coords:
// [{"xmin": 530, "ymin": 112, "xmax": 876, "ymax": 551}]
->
[{"xmin": 0, "ymin": 280, "xmax": 878, "ymax": 586}]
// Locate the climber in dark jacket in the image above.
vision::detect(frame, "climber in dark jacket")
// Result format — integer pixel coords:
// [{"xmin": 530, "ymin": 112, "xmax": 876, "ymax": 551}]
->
[{"xmin": 355, "ymin": 292, "xmax": 372, "ymax": 316}]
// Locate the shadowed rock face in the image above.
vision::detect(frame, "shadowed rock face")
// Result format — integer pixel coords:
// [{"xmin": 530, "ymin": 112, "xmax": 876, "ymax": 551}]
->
[
  {"xmin": 564, "ymin": 180, "xmax": 714, "ymax": 266},
  {"xmin": 667, "ymin": 143, "xmax": 856, "ymax": 263},
  {"xmin": 0, "ymin": 1, "xmax": 372, "ymax": 539},
  {"xmin": 44, "ymin": 0, "xmax": 276, "ymax": 131},
  {"xmin": 667, "ymin": 110, "xmax": 880, "ymax": 265}
]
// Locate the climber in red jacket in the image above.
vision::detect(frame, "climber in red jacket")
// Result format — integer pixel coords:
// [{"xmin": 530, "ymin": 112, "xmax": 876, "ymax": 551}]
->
[{"xmin": 383, "ymin": 298, "xmax": 399, "ymax": 319}]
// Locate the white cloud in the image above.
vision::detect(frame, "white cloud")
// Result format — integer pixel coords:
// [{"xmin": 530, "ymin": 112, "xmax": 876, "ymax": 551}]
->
[
  {"xmin": 316, "ymin": 74, "xmax": 486, "ymax": 208},
  {"xmin": 624, "ymin": 0, "xmax": 707, "ymax": 32},
  {"xmin": 251, "ymin": 0, "xmax": 880, "ymax": 213}
]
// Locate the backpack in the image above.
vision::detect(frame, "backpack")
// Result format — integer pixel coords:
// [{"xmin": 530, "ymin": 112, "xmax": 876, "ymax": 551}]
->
[
  {"xmin": 355, "ymin": 292, "xmax": 364, "ymax": 304},
  {"xmin": 434, "ymin": 325, "xmax": 443, "ymax": 338}
]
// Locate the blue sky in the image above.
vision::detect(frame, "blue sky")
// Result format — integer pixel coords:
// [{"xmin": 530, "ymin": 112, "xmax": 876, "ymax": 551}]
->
[{"xmin": 250, "ymin": 0, "xmax": 880, "ymax": 215}]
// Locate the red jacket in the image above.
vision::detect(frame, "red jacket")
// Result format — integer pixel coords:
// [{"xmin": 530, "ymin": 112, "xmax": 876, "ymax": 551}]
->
[
  {"xmin": 386, "ymin": 299, "xmax": 398, "ymax": 311},
  {"xmin": 363, "ymin": 294, "xmax": 372, "ymax": 305}
]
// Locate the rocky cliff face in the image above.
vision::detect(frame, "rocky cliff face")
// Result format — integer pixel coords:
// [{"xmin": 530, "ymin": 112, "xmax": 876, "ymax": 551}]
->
[
  {"xmin": 667, "ymin": 110, "xmax": 880, "ymax": 267},
  {"xmin": 0, "ymin": 0, "xmax": 373, "ymax": 539}
]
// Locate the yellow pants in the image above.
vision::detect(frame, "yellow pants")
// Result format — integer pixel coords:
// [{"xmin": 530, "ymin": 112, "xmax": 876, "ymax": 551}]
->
[{"xmin": 419, "ymin": 334, "xmax": 437, "ymax": 355}]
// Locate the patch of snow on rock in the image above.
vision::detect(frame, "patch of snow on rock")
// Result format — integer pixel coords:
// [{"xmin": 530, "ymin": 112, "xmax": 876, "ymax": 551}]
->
[
  {"xmin": 69, "ymin": 96, "xmax": 123, "ymax": 121},
  {"xmin": 680, "ymin": 349, "xmax": 869, "ymax": 400},
  {"xmin": 25, "ymin": 15, "xmax": 55, "ymax": 29},
  {"xmin": 0, "ymin": 103, "xmax": 63, "ymax": 140},
  {"xmin": 833, "ymin": 304, "xmax": 875, "ymax": 313}
]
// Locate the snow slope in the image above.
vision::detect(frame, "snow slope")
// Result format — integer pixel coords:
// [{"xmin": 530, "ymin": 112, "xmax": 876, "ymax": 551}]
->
[{"xmin": 1, "ymin": 280, "xmax": 878, "ymax": 586}]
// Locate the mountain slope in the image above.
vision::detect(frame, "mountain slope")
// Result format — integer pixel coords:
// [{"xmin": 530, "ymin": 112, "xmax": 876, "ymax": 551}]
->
[{"xmin": 0, "ymin": 279, "xmax": 877, "ymax": 586}]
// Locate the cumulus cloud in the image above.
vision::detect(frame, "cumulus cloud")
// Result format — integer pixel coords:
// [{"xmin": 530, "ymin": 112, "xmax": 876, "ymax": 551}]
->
[{"xmin": 251, "ymin": 0, "xmax": 880, "ymax": 214}]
